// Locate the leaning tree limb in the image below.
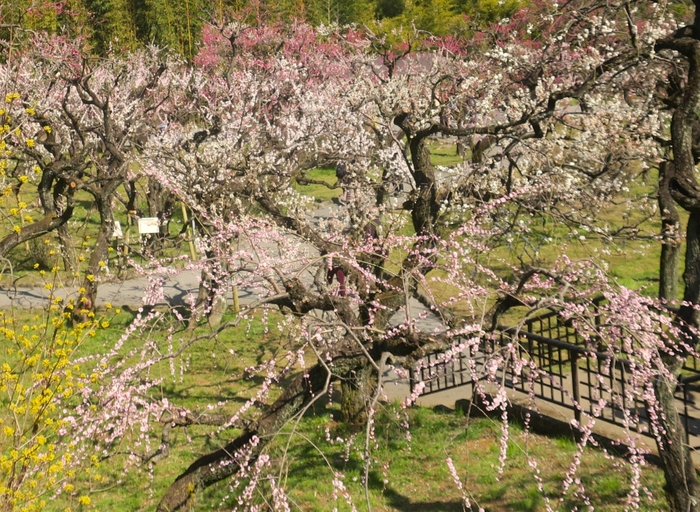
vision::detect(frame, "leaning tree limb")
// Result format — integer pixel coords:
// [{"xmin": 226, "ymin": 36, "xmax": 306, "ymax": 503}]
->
[{"xmin": 155, "ymin": 338, "xmax": 367, "ymax": 512}]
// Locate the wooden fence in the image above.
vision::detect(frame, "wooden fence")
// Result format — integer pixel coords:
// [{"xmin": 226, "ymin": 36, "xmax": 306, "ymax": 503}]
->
[{"xmin": 410, "ymin": 305, "xmax": 700, "ymax": 447}]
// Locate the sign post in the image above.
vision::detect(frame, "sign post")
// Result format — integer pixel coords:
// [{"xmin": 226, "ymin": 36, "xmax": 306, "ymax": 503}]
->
[{"xmin": 137, "ymin": 217, "xmax": 160, "ymax": 234}]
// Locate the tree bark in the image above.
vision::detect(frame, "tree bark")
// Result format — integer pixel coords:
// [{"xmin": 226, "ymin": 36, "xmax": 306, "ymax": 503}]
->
[
  {"xmin": 653, "ymin": 355, "xmax": 700, "ymax": 512},
  {"xmin": 56, "ymin": 223, "xmax": 75, "ymax": 273},
  {"xmin": 188, "ymin": 250, "xmax": 228, "ymax": 328},
  {"xmin": 0, "ymin": 176, "xmax": 76, "ymax": 260},
  {"xmin": 340, "ymin": 364, "xmax": 375, "ymax": 424},
  {"xmin": 145, "ymin": 177, "xmax": 175, "ymax": 254},
  {"xmin": 659, "ymin": 161, "xmax": 682, "ymax": 303},
  {"xmin": 653, "ymin": 23, "xmax": 700, "ymax": 511},
  {"xmin": 81, "ymin": 182, "xmax": 119, "ymax": 309},
  {"xmin": 0, "ymin": 208, "xmax": 74, "ymax": 259}
]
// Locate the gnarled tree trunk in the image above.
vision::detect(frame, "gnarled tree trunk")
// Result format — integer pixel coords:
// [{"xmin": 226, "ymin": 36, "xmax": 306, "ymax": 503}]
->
[
  {"xmin": 659, "ymin": 161, "xmax": 682, "ymax": 303},
  {"xmin": 652, "ymin": 18, "xmax": 700, "ymax": 510}
]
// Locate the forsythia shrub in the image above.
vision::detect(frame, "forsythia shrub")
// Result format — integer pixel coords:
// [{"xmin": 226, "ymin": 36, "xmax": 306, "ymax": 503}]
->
[{"xmin": 0, "ymin": 293, "xmax": 113, "ymax": 511}]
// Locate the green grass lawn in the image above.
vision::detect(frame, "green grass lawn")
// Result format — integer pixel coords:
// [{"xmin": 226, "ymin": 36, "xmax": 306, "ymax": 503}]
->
[
  {"xmin": 429, "ymin": 140, "xmax": 466, "ymax": 167},
  {"xmin": 1, "ymin": 307, "xmax": 668, "ymax": 511},
  {"xmin": 292, "ymin": 168, "xmax": 342, "ymax": 202},
  {"xmin": 45, "ymin": 404, "xmax": 669, "ymax": 511}
]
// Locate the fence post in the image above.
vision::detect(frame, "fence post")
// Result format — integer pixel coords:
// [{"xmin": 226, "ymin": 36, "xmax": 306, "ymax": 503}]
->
[
  {"xmin": 683, "ymin": 382, "xmax": 691, "ymax": 445},
  {"xmin": 571, "ymin": 351, "xmax": 581, "ymax": 424}
]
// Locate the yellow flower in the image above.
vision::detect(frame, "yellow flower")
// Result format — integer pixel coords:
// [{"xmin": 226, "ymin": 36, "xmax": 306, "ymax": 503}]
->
[
  {"xmin": 33, "ymin": 263, "xmax": 39, "ymax": 269},
  {"xmin": 98, "ymin": 261, "xmax": 105, "ymax": 268},
  {"xmin": 18, "ymin": 201, "xmax": 26, "ymax": 209},
  {"xmin": 86, "ymin": 275, "xmax": 95, "ymax": 282},
  {"xmin": 101, "ymin": 322, "xmax": 109, "ymax": 329},
  {"xmin": 12, "ymin": 225, "xmax": 20, "ymax": 233},
  {"xmin": 44, "ymin": 284, "xmax": 53, "ymax": 290},
  {"xmin": 25, "ymin": 139, "xmax": 35, "ymax": 147},
  {"xmin": 25, "ymin": 107, "xmax": 35, "ymax": 115},
  {"xmin": 78, "ymin": 496, "xmax": 90, "ymax": 506},
  {"xmin": 43, "ymin": 126, "xmax": 52, "ymax": 133},
  {"xmin": 18, "ymin": 175, "xmax": 28, "ymax": 183},
  {"xmin": 24, "ymin": 215, "xmax": 33, "ymax": 223}
]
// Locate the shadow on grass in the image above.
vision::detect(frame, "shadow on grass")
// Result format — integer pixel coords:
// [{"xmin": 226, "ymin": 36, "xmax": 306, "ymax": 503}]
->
[
  {"xmin": 369, "ymin": 471, "xmax": 466, "ymax": 511},
  {"xmin": 157, "ymin": 379, "xmax": 271, "ymax": 405}
]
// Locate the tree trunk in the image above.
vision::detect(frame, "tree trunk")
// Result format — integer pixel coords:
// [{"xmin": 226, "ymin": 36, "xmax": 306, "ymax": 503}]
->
[
  {"xmin": 81, "ymin": 184, "xmax": 119, "ymax": 310},
  {"xmin": 56, "ymin": 223, "xmax": 75, "ymax": 273},
  {"xmin": 660, "ymin": 240, "xmax": 682, "ymax": 303},
  {"xmin": 0, "ymin": 176, "xmax": 76, "ymax": 260},
  {"xmin": 651, "ymin": 26, "xmax": 700, "ymax": 508},
  {"xmin": 340, "ymin": 364, "xmax": 375, "ymax": 424},
  {"xmin": 188, "ymin": 257, "xmax": 227, "ymax": 329},
  {"xmin": 652, "ymin": 356, "xmax": 700, "ymax": 512},
  {"xmin": 656, "ymin": 212, "xmax": 700, "ymax": 512},
  {"xmin": 145, "ymin": 177, "xmax": 175, "ymax": 254},
  {"xmin": 0, "ymin": 208, "xmax": 74, "ymax": 259},
  {"xmin": 408, "ymin": 135, "xmax": 439, "ymax": 237},
  {"xmin": 659, "ymin": 161, "xmax": 682, "ymax": 303}
]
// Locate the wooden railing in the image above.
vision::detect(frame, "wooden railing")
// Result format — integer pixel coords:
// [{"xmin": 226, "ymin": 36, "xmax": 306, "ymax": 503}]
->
[{"xmin": 410, "ymin": 306, "xmax": 700, "ymax": 447}]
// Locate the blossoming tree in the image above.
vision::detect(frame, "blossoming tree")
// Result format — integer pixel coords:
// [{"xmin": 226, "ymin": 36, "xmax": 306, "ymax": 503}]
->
[
  {"xmin": 137, "ymin": 5, "xmax": 700, "ymax": 511},
  {"xmin": 0, "ymin": 33, "xmax": 180, "ymax": 309}
]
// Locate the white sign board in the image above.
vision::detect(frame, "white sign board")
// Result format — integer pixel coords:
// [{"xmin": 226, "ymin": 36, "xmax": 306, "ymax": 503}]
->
[
  {"xmin": 112, "ymin": 221, "xmax": 123, "ymax": 239},
  {"xmin": 137, "ymin": 217, "xmax": 160, "ymax": 234}
]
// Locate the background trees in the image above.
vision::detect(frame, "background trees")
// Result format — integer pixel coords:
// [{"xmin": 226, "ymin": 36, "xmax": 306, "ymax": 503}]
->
[
  {"xmin": 0, "ymin": 0, "xmax": 519, "ymax": 58},
  {"xmin": 0, "ymin": 34, "xmax": 179, "ymax": 311}
]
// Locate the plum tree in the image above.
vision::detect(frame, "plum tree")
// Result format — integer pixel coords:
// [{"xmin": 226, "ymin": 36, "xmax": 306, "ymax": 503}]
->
[
  {"xmin": 138, "ymin": 6, "xmax": 700, "ymax": 511},
  {"xmin": 0, "ymin": 33, "xmax": 179, "ymax": 308}
]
